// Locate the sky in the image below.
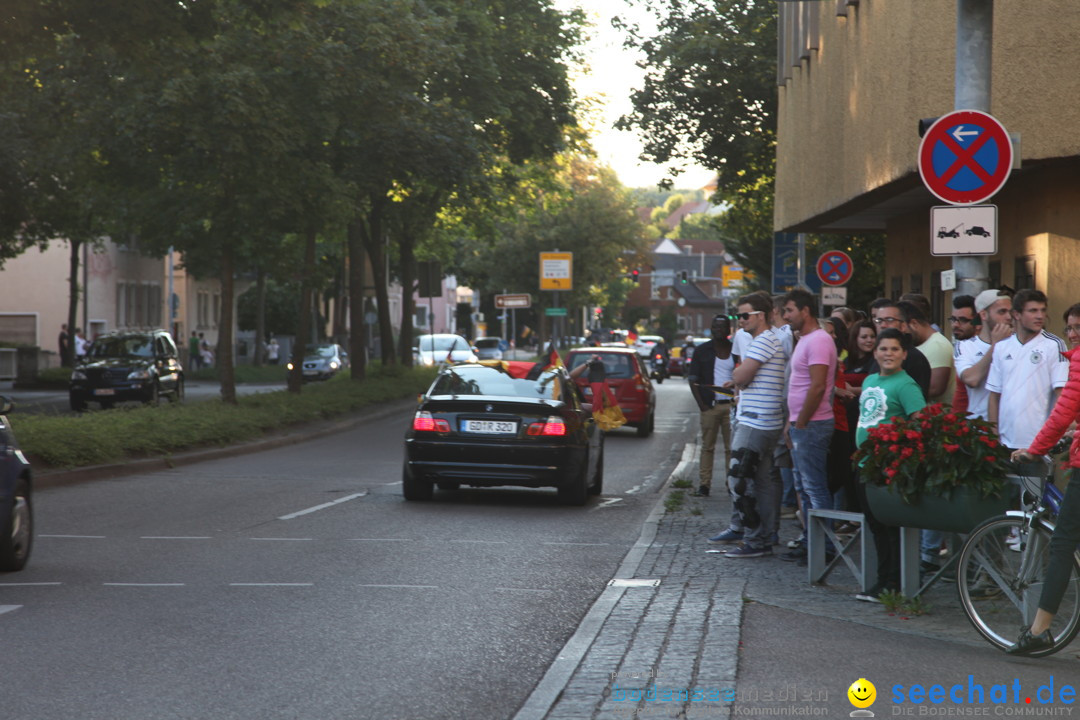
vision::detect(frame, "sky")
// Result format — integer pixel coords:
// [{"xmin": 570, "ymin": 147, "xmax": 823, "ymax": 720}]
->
[{"xmin": 553, "ymin": 0, "xmax": 716, "ymax": 192}]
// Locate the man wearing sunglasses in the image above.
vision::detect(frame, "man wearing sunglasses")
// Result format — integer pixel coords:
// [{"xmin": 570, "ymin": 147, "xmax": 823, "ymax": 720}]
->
[
  {"xmin": 867, "ymin": 299, "xmax": 931, "ymax": 399},
  {"xmin": 712, "ymin": 294, "xmax": 789, "ymax": 557}
]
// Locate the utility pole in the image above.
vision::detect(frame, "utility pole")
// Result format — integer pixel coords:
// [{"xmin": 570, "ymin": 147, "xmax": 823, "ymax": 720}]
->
[{"xmin": 953, "ymin": 0, "xmax": 993, "ymax": 298}]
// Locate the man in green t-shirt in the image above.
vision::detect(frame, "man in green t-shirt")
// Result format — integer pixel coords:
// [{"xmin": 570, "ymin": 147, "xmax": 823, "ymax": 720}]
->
[{"xmin": 188, "ymin": 331, "xmax": 201, "ymax": 370}]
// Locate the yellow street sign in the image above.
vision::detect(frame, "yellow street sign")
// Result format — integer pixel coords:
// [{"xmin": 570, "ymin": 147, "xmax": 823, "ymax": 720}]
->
[{"xmin": 539, "ymin": 252, "xmax": 573, "ymax": 291}]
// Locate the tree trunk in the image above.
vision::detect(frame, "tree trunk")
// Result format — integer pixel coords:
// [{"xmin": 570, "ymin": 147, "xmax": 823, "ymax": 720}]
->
[
  {"xmin": 65, "ymin": 239, "xmax": 81, "ymax": 367},
  {"xmin": 218, "ymin": 245, "xmax": 237, "ymax": 404},
  {"xmin": 288, "ymin": 228, "xmax": 317, "ymax": 393},
  {"xmin": 333, "ymin": 262, "xmax": 347, "ymax": 344},
  {"xmin": 360, "ymin": 197, "xmax": 395, "ymax": 366},
  {"xmin": 253, "ymin": 267, "xmax": 266, "ymax": 367},
  {"xmin": 398, "ymin": 232, "xmax": 416, "ymax": 367},
  {"xmin": 347, "ymin": 219, "xmax": 367, "ymax": 381}
]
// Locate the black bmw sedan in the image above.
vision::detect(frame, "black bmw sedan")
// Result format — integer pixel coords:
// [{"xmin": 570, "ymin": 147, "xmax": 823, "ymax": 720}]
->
[{"xmin": 403, "ymin": 363, "xmax": 603, "ymax": 505}]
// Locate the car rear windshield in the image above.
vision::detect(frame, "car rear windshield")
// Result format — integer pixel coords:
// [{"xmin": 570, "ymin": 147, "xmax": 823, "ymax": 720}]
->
[
  {"xmin": 89, "ymin": 335, "xmax": 155, "ymax": 359},
  {"xmin": 430, "ymin": 366, "xmax": 565, "ymax": 400},
  {"xmin": 474, "ymin": 338, "xmax": 501, "ymax": 349},
  {"xmin": 567, "ymin": 352, "xmax": 636, "ymax": 379},
  {"xmin": 418, "ymin": 336, "xmax": 467, "ymax": 352}
]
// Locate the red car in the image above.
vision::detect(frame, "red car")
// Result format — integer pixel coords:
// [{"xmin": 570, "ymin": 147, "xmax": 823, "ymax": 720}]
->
[{"xmin": 565, "ymin": 347, "xmax": 656, "ymax": 437}]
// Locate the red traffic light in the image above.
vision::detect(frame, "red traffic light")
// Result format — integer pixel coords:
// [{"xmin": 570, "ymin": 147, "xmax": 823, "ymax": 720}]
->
[{"xmin": 631, "ymin": 269, "xmax": 640, "ymax": 283}]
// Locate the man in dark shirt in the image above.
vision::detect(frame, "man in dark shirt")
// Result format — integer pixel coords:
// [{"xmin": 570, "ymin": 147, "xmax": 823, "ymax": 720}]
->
[
  {"xmin": 868, "ymin": 300, "xmax": 931, "ymax": 399},
  {"xmin": 687, "ymin": 315, "xmax": 736, "ymax": 497}
]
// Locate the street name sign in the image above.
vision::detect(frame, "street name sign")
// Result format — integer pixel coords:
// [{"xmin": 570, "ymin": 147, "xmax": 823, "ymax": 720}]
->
[
  {"xmin": 816, "ymin": 250, "xmax": 853, "ymax": 286},
  {"xmin": 930, "ymin": 205, "xmax": 997, "ymax": 256},
  {"xmin": 545, "ymin": 307, "xmax": 567, "ymax": 317},
  {"xmin": 495, "ymin": 293, "xmax": 531, "ymax": 309},
  {"xmin": 539, "ymin": 252, "xmax": 573, "ymax": 290},
  {"xmin": 918, "ymin": 110, "xmax": 1012, "ymax": 205}
]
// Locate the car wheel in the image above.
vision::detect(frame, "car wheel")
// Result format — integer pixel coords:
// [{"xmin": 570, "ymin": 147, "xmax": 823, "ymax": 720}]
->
[
  {"xmin": 636, "ymin": 411, "xmax": 655, "ymax": 438},
  {"xmin": 69, "ymin": 393, "xmax": 87, "ymax": 412},
  {"xmin": 558, "ymin": 454, "xmax": 589, "ymax": 506},
  {"xmin": 588, "ymin": 446, "xmax": 604, "ymax": 496},
  {"xmin": 402, "ymin": 466, "xmax": 433, "ymax": 501},
  {"xmin": 0, "ymin": 478, "xmax": 32, "ymax": 572},
  {"xmin": 436, "ymin": 482, "xmax": 460, "ymax": 492}
]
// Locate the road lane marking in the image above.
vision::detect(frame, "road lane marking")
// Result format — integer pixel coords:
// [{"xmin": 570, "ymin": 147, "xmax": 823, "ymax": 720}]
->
[
  {"xmin": 594, "ymin": 498, "xmax": 624, "ymax": 509},
  {"xmin": 38, "ymin": 534, "xmax": 106, "ymax": 539},
  {"xmin": 0, "ymin": 582, "xmax": 62, "ymax": 587},
  {"xmin": 229, "ymin": 583, "xmax": 313, "ymax": 587},
  {"xmin": 358, "ymin": 584, "xmax": 438, "ymax": 589},
  {"xmin": 625, "ymin": 485, "xmax": 643, "ymax": 494},
  {"xmin": 141, "ymin": 536, "xmax": 212, "ymax": 540},
  {"xmin": 449, "ymin": 539, "xmax": 508, "ymax": 545},
  {"xmin": 0, "ymin": 605, "xmax": 21, "ymax": 616},
  {"xmin": 103, "ymin": 583, "xmax": 186, "ymax": 587},
  {"xmin": 248, "ymin": 538, "xmax": 312, "ymax": 541},
  {"xmin": 493, "ymin": 588, "xmax": 550, "ymax": 593},
  {"xmin": 278, "ymin": 492, "xmax": 367, "ymax": 520},
  {"xmin": 349, "ymin": 538, "xmax": 413, "ymax": 542}
]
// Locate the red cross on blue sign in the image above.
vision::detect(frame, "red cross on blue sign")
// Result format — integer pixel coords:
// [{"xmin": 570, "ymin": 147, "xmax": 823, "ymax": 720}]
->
[{"xmin": 918, "ymin": 110, "xmax": 1012, "ymax": 205}]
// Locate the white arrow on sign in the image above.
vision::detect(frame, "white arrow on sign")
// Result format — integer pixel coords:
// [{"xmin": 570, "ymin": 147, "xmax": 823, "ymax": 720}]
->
[{"xmin": 951, "ymin": 125, "xmax": 979, "ymax": 143}]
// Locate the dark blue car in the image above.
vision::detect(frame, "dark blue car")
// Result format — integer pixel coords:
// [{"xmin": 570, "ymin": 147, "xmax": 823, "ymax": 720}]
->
[{"xmin": 0, "ymin": 395, "xmax": 32, "ymax": 571}]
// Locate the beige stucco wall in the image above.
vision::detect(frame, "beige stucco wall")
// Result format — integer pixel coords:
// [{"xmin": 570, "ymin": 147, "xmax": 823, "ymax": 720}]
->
[{"xmin": 775, "ymin": 0, "xmax": 1080, "ymax": 231}]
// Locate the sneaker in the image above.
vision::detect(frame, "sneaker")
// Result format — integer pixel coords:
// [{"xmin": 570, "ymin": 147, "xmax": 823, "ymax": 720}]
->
[
  {"xmin": 855, "ymin": 583, "xmax": 885, "ymax": 603},
  {"xmin": 786, "ymin": 534, "xmax": 805, "ymax": 549},
  {"xmin": 692, "ymin": 486, "xmax": 710, "ymax": 497},
  {"xmin": 725, "ymin": 543, "xmax": 771, "ymax": 558},
  {"xmin": 707, "ymin": 528, "xmax": 743, "ymax": 544},
  {"xmin": 779, "ymin": 506, "xmax": 797, "ymax": 519},
  {"xmin": 778, "ymin": 546, "xmax": 807, "ymax": 562}
]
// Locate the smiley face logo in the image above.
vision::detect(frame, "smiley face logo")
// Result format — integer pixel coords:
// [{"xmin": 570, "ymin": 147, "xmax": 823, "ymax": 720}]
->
[{"xmin": 848, "ymin": 678, "xmax": 876, "ymax": 709}]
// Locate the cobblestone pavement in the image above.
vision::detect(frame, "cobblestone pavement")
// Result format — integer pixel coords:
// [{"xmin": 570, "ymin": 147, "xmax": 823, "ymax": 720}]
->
[{"xmin": 535, "ymin": 444, "xmax": 1005, "ymax": 720}]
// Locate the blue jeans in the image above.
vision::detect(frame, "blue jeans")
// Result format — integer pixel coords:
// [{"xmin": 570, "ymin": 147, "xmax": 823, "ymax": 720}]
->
[{"xmin": 790, "ymin": 420, "xmax": 835, "ymax": 513}]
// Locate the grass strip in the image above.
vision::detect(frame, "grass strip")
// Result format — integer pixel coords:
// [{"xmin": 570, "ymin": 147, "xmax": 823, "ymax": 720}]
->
[{"xmin": 13, "ymin": 365, "xmax": 437, "ymax": 469}]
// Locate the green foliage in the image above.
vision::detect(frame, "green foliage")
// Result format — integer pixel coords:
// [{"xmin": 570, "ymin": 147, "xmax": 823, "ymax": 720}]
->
[
  {"xmin": 237, "ymin": 279, "xmax": 302, "ymax": 337},
  {"xmin": 187, "ymin": 364, "xmax": 290, "ymax": 384},
  {"xmin": 29, "ymin": 367, "xmax": 72, "ymax": 390},
  {"xmin": 853, "ymin": 403, "xmax": 1011, "ymax": 504},
  {"xmin": 14, "ymin": 366, "xmax": 437, "ymax": 469},
  {"xmin": 664, "ymin": 489, "xmax": 686, "ymax": 513}
]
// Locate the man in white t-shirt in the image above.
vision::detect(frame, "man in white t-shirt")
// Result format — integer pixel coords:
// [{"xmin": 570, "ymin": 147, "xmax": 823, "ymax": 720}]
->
[
  {"xmin": 987, "ymin": 289, "xmax": 1068, "ymax": 449},
  {"xmin": 709, "ymin": 294, "xmax": 788, "ymax": 556},
  {"xmin": 955, "ymin": 289, "xmax": 1014, "ymax": 420}
]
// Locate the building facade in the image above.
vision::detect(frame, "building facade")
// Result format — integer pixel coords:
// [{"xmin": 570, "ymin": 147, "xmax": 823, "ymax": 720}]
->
[{"xmin": 774, "ymin": 0, "xmax": 1080, "ymax": 329}]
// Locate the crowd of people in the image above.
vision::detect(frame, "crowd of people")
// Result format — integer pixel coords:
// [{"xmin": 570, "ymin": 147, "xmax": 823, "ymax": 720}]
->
[{"xmin": 687, "ymin": 286, "xmax": 1078, "ymax": 622}]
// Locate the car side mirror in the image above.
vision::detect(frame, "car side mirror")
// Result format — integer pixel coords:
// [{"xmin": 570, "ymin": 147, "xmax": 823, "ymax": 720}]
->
[{"xmin": 581, "ymin": 402, "xmax": 592, "ymax": 413}]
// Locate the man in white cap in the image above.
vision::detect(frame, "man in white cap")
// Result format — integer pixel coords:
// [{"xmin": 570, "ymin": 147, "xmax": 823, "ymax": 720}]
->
[{"xmin": 954, "ymin": 289, "xmax": 1014, "ymax": 420}]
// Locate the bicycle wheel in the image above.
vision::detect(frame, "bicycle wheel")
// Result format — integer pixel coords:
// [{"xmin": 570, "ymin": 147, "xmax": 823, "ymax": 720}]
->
[{"xmin": 957, "ymin": 515, "xmax": 1080, "ymax": 657}]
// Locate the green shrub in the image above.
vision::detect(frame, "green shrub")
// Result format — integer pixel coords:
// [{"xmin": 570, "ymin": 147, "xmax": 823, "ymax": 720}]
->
[
  {"xmin": 14, "ymin": 365, "xmax": 437, "ymax": 469},
  {"xmin": 34, "ymin": 366, "xmax": 74, "ymax": 389}
]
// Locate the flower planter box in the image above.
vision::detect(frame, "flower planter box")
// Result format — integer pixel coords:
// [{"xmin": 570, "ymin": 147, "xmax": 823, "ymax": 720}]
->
[{"xmin": 864, "ymin": 483, "xmax": 1014, "ymax": 533}]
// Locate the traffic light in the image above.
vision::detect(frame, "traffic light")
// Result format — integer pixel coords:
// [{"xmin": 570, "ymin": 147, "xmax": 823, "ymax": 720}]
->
[
  {"xmin": 679, "ymin": 270, "xmax": 688, "ymax": 284},
  {"xmin": 631, "ymin": 268, "xmax": 640, "ymax": 283},
  {"xmin": 594, "ymin": 307, "xmax": 603, "ymax": 319}
]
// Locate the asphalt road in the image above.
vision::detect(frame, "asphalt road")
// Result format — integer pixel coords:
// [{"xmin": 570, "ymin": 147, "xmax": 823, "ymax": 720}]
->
[{"xmin": 0, "ymin": 378, "xmax": 698, "ymax": 720}]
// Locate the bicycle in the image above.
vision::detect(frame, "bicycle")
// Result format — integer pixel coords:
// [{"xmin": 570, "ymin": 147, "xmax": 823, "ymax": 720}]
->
[{"xmin": 955, "ymin": 448, "xmax": 1080, "ymax": 657}]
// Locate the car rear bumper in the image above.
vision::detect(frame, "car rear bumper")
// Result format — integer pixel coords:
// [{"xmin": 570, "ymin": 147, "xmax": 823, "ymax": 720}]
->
[{"xmin": 405, "ymin": 438, "xmax": 584, "ymax": 488}]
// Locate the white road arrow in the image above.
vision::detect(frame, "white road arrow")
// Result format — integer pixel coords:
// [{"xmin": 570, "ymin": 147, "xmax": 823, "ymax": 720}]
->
[{"xmin": 951, "ymin": 125, "xmax": 980, "ymax": 143}]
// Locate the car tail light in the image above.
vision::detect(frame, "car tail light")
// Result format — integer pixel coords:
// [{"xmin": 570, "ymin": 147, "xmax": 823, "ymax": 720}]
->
[
  {"xmin": 412, "ymin": 411, "xmax": 450, "ymax": 432},
  {"xmin": 527, "ymin": 416, "xmax": 566, "ymax": 436},
  {"xmin": 634, "ymin": 374, "xmax": 648, "ymax": 390}
]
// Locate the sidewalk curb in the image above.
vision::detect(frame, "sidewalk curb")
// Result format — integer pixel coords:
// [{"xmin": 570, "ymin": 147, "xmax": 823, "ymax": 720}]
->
[
  {"xmin": 512, "ymin": 442, "xmax": 698, "ymax": 720},
  {"xmin": 35, "ymin": 397, "xmax": 419, "ymax": 490}
]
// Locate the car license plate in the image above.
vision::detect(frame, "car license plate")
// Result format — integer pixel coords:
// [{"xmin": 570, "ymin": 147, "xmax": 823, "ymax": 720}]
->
[
  {"xmin": 462, "ymin": 419, "xmax": 517, "ymax": 435},
  {"xmin": 94, "ymin": 388, "xmax": 116, "ymax": 396}
]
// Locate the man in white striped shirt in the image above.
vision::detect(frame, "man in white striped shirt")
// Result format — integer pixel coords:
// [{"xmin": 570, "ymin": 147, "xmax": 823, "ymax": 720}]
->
[{"xmin": 713, "ymin": 293, "xmax": 790, "ymax": 557}]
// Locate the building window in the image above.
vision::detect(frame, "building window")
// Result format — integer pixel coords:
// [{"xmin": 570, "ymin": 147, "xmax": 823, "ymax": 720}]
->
[
  {"xmin": 1014, "ymin": 256, "xmax": 1035, "ymax": 291},
  {"xmin": 890, "ymin": 276, "xmax": 902, "ymax": 301},
  {"xmin": 415, "ymin": 306, "xmax": 429, "ymax": 329},
  {"xmin": 116, "ymin": 283, "xmax": 126, "ymax": 327},
  {"xmin": 197, "ymin": 291, "xmax": 210, "ymax": 329},
  {"xmin": 909, "ymin": 273, "xmax": 923, "ymax": 296},
  {"xmin": 989, "ymin": 261, "xmax": 1001, "ymax": 289},
  {"xmin": 212, "ymin": 293, "xmax": 221, "ymax": 329}
]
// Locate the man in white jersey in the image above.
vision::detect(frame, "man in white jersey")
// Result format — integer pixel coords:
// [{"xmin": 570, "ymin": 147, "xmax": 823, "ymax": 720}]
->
[
  {"xmin": 986, "ymin": 289, "xmax": 1068, "ymax": 449},
  {"xmin": 955, "ymin": 289, "xmax": 1014, "ymax": 420},
  {"xmin": 709, "ymin": 294, "xmax": 788, "ymax": 556}
]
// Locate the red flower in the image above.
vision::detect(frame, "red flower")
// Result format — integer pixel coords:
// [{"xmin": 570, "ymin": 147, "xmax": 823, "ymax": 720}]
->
[
  {"xmin": 944, "ymin": 414, "xmax": 958, "ymax": 423},
  {"xmin": 885, "ymin": 468, "xmax": 897, "ymax": 478},
  {"xmin": 905, "ymin": 430, "xmax": 921, "ymax": 440}
]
